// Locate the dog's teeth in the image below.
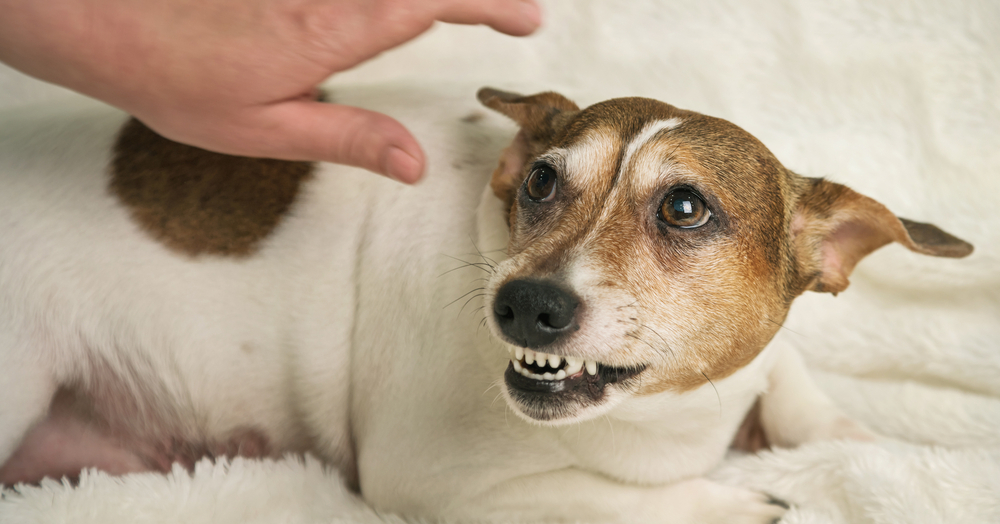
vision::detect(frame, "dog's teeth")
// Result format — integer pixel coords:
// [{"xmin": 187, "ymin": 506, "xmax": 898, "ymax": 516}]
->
[
  {"xmin": 524, "ymin": 349, "xmax": 535, "ymax": 365},
  {"xmin": 513, "ymin": 360, "xmax": 523, "ymax": 372},
  {"xmin": 585, "ymin": 360, "xmax": 598, "ymax": 375},
  {"xmin": 547, "ymin": 354, "xmax": 561, "ymax": 368},
  {"xmin": 542, "ymin": 372, "xmax": 555, "ymax": 380},
  {"xmin": 554, "ymin": 370, "xmax": 567, "ymax": 380},
  {"xmin": 565, "ymin": 357, "xmax": 584, "ymax": 376},
  {"xmin": 515, "ymin": 347, "xmax": 524, "ymax": 361}
]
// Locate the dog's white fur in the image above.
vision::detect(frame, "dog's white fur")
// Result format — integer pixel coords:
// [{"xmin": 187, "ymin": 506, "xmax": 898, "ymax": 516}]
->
[{"xmin": 2, "ymin": 85, "xmax": 964, "ymax": 523}]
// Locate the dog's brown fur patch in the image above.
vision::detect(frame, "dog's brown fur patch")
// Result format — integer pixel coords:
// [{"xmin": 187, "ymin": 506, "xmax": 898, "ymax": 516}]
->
[{"xmin": 109, "ymin": 118, "xmax": 313, "ymax": 257}]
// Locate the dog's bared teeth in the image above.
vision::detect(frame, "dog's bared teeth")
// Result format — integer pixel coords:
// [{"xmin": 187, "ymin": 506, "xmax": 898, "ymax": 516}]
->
[
  {"xmin": 509, "ymin": 350, "xmax": 592, "ymax": 381},
  {"xmin": 515, "ymin": 364, "xmax": 544, "ymax": 380},
  {"xmin": 564, "ymin": 357, "xmax": 583, "ymax": 376}
]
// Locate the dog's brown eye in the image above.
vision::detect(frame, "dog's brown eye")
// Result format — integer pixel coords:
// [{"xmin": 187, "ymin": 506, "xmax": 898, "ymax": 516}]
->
[
  {"xmin": 659, "ymin": 188, "xmax": 711, "ymax": 228},
  {"xmin": 525, "ymin": 164, "xmax": 557, "ymax": 201}
]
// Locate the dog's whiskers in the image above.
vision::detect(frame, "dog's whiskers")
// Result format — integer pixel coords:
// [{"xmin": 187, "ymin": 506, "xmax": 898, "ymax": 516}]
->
[
  {"xmin": 615, "ymin": 300, "xmax": 640, "ymax": 311},
  {"xmin": 483, "ymin": 381, "xmax": 500, "ymax": 397},
  {"xmin": 438, "ymin": 262, "xmax": 491, "ymax": 277},
  {"xmin": 620, "ymin": 319, "xmax": 676, "ymax": 360},
  {"xmin": 469, "ymin": 236, "xmax": 502, "ymax": 270},
  {"xmin": 438, "ymin": 253, "xmax": 495, "ymax": 277},
  {"xmin": 458, "ymin": 293, "xmax": 488, "ymax": 318},
  {"xmin": 765, "ymin": 316, "xmax": 802, "ymax": 336},
  {"xmin": 700, "ymin": 370, "xmax": 722, "ymax": 419},
  {"xmin": 636, "ymin": 323, "xmax": 676, "ymax": 359},
  {"xmin": 625, "ymin": 332, "xmax": 658, "ymax": 354},
  {"xmin": 602, "ymin": 414, "xmax": 616, "ymax": 454},
  {"xmin": 443, "ymin": 287, "xmax": 485, "ymax": 310}
]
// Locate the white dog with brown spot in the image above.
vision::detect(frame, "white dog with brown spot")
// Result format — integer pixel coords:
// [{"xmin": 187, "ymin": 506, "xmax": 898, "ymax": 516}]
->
[{"xmin": 0, "ymin": 86, "xmax": 972, "ymax": 523}]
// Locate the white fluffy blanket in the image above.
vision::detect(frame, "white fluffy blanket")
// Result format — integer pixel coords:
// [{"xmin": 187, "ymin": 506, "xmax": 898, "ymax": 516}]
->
[{"xmin": 2, "ymin": 0, "xmax": 998, "ymax": 522}]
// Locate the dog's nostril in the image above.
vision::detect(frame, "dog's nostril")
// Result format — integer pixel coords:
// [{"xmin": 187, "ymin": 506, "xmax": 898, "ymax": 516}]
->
[
  {"xmin": 537, "ymin": 310, "xmax": 574, "ymax": 331},
  {"xmin": 496, "ymin": 304, "xmax": 515, "ymax": 320}
]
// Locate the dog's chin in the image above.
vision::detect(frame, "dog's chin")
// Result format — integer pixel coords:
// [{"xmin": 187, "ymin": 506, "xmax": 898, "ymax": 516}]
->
[{"xmin": 500, "ymin": 358, "xmax": 647, "ymax": 426}]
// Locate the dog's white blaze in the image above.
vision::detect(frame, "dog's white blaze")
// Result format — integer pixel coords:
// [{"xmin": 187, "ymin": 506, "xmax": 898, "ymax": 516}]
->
[
  {"xmin": 580, "ymin": 118, "xmax": 687, "ymax": 238},
  {"xmin": 618, "ymin": 118, "xmax": 683, "ymax": 178}
]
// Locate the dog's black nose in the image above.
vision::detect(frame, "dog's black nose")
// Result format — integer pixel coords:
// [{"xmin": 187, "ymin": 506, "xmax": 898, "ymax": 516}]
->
[{"xmin": 493, "ymin": 279, "xmax": 580, "ymax": 348}]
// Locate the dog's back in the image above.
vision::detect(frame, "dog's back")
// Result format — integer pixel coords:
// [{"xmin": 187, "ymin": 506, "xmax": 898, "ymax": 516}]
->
[{"xmin": 0, "ymin": 88, "xmax": 506, "ymax": 486}]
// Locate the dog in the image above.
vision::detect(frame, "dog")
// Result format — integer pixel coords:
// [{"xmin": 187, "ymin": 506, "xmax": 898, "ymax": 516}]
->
[{"xmin": 0, "ymin": 86, "xmax": 973, "ymax": 523}]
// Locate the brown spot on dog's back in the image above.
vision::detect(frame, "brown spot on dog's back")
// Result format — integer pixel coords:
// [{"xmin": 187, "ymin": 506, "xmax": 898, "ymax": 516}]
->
[{"xmin": 109, "ymin": 118, "xmax": 313, "ymax": 257}]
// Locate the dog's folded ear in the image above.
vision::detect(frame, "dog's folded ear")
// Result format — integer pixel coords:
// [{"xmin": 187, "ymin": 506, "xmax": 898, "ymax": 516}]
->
[
  {"xmin": 477, "ymin": 88, "xmax": 580, "ymax": 221},
  {"xmin": 792, "ymin": 177, "xmax": 973, "ymax": 295},
  {"xmin": 477, "ymin": 88, "xmax": 579, "ymax": 143}
]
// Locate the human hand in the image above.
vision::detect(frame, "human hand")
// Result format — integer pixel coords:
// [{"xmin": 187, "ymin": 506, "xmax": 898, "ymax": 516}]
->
[{"xmin": 0, "ymin": 0, "xmax": 542, "ymax": 183}]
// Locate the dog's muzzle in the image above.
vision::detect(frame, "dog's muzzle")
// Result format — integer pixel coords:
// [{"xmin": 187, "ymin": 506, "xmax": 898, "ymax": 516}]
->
[{"xmin": 492, "ymin": 279, "xmax": 646, "ymax": 422}]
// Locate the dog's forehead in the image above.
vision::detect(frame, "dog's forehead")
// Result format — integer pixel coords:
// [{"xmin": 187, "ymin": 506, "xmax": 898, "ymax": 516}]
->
[
  {"xmin": 525, "ymin": 97, "xmax": 792, "ymax": 284},
  {"xmin": 550, "ymin": 98, "xmax": 790, "ymax": 206}
]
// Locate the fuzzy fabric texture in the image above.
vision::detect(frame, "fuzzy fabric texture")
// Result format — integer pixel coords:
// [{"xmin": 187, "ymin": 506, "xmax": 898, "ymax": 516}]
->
[{"xmin": 2, "ymin": 0, "xmax": 998, "ymax": 522}]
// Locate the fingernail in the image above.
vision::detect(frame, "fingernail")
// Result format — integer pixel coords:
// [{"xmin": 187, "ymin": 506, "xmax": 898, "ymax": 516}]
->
[
  {"xmin": 385, "ymin": 147, "xmax": 423, "ymax": 183},
  {"xmin": 521, "ymin": 0, "xmax": 542, "ymax": 28}
]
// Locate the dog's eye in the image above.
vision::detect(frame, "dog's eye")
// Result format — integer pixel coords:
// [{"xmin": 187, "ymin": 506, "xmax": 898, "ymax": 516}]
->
[
  {"xmin": 525, "ymin": 164, "xmax": 557, "ymax": 201},
  {"xmin": 659, "ymin": 188, "xmax": 711, "ymax": 228}
]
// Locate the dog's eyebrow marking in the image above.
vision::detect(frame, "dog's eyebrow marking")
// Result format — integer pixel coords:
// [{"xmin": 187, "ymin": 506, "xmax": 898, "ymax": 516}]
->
[
  {"xmin": 109, "ymin": 118, "xmax": 313, "ymax": 257},
  {"xmin": 559, "ymin": 131, "xmax": 620, "ymax": 188},
  {"xmin": 618, "ymin": 118, "xmax": 683, "ymax": 177}
]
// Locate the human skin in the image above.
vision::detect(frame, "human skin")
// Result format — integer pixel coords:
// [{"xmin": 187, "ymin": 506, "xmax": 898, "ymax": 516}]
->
[{"xmin": 0, "ymin": 0, "xmax": 542, "ymax": 183}]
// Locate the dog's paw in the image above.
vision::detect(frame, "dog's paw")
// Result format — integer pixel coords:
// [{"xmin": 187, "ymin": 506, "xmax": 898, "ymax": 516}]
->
[{"xmin": 680, "ymin": 480, "xmax": 788, "ymax": 524}]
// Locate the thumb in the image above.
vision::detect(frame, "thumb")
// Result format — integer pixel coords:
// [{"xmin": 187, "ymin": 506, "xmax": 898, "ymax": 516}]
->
[{"xmin": 251, "ymin": 99, "xmax": 426, "ymax": 183}]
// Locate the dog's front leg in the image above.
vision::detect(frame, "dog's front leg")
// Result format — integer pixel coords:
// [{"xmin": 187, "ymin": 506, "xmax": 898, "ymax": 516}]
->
[
  {"xmin": 449, "ymin": 469, "xmax": 787, "ymax": 524},
  {"xmin": 759, "ymin": 344, "xmax": 877, "ymax": 447}
]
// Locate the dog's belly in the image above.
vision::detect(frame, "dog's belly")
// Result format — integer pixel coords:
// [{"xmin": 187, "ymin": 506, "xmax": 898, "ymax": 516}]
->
[{"xmin": 0, "ymin": 389, "xmax": 273, "ymax": 485}]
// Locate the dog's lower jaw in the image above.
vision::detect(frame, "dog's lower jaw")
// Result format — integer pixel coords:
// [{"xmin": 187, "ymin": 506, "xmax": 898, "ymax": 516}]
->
[{"xmin": 501, "ymin": 358, "xmax": 649, "ymax": 425}]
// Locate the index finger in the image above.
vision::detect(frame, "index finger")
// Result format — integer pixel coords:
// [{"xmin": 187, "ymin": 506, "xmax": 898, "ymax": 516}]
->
[{"xmin": 431, "ymin": 0, "xmax": 542, "ymax": 36}]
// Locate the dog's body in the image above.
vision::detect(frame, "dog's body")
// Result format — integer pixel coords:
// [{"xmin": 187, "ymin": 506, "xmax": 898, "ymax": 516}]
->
[{"xmin": 0, "ymin": 87, "xmax": 972, "ymax": 523}]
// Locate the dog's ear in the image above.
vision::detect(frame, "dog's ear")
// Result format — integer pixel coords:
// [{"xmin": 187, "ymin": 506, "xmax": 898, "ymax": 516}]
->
[
  {"xmin": 477, "ymin": 88, "xmax": 579, "ymax": 219},
  {"xmin": 792, "ymin": 177, "xmax": 973, "ymax": 295}
]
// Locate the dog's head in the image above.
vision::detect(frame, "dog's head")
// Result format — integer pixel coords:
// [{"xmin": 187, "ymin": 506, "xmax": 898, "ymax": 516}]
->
[{"xmin": 477, "ymin": 88, "xmax": 973, "ymax": 425}]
